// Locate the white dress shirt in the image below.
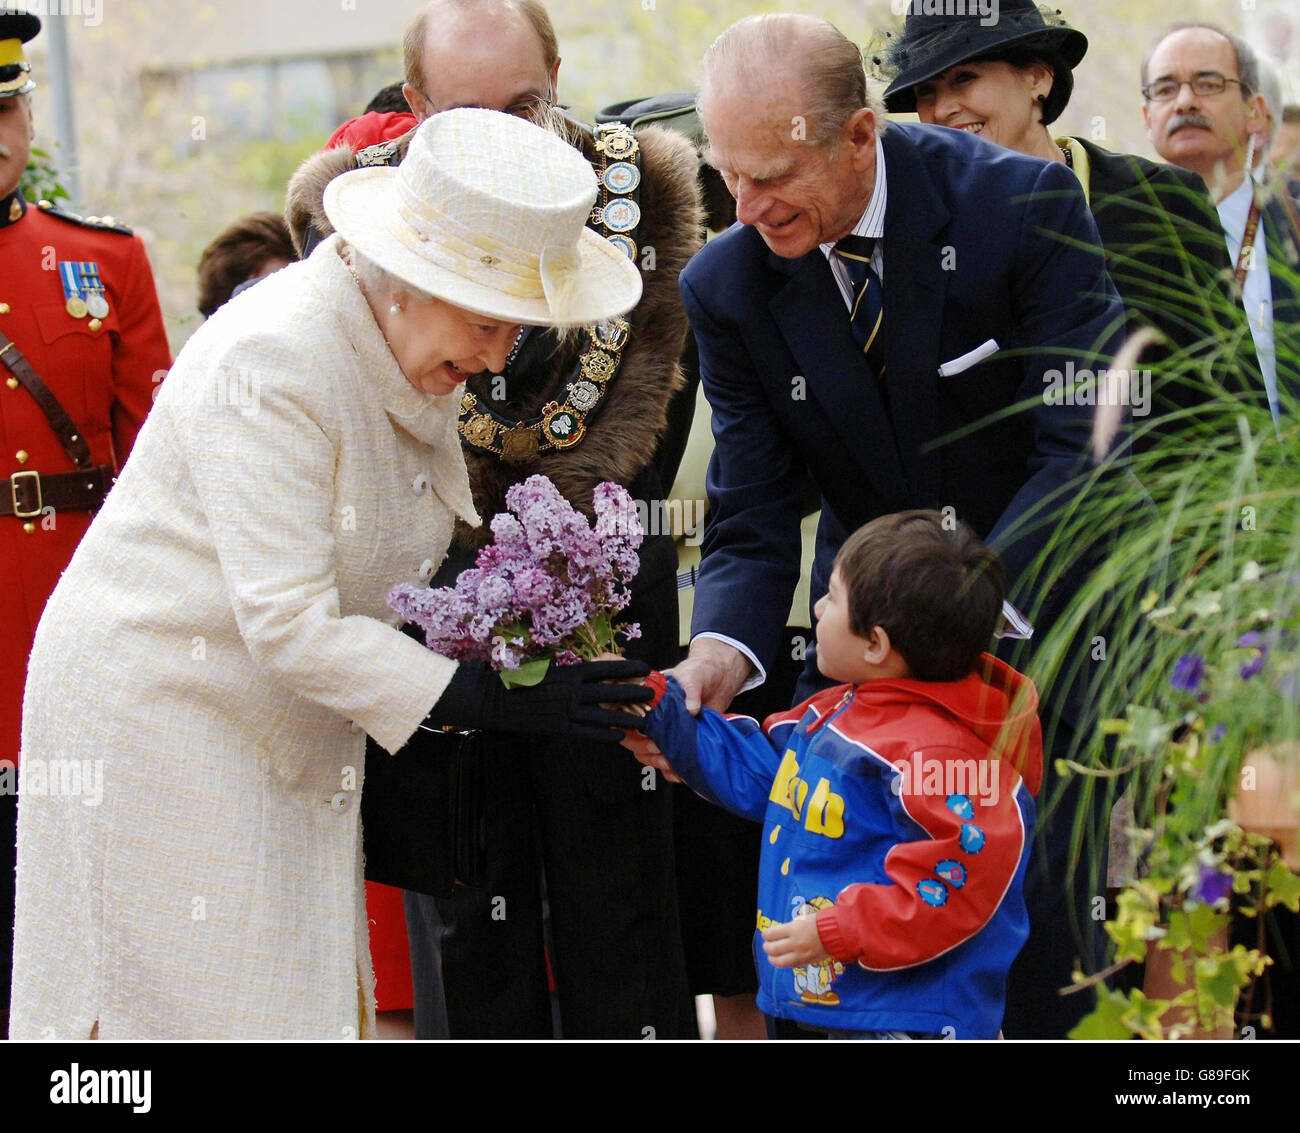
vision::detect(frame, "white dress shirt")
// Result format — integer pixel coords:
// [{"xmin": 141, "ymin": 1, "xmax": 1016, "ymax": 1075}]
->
[
  {"xmin": 1218, "ymin": 176, "xmax": 1278, "ymax": 419},
  {"xmin": 820, "ymin": 132, "xmax": 889, "ymax": 304}
]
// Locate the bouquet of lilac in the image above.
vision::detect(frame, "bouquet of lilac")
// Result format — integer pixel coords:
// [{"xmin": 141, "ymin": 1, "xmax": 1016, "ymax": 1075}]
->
[{"xmin": 389, "ymin": 474, "xmax": 643, "ymax": 686}]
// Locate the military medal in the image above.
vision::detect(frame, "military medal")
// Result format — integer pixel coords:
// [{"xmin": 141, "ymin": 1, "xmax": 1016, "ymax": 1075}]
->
[
  {"xmin": 60, "ymin": 261, "xmax": 105, "ymax": 320},
  {"xmin": 84, "ymin": 263, "xmax": 109, "ymax": 318}
]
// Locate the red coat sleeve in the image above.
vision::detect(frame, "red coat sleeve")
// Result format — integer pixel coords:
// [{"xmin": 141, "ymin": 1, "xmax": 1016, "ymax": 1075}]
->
[
  {"xmin": 814, "ymin": 745, "xmax": 1028, "ymax": 970},
  {"xmin": 109, "ymin": 234, "xmax": 171, "ymax": 465}
]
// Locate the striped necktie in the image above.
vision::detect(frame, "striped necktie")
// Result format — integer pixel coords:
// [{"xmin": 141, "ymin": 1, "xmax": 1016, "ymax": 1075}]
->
[{"xmin": 833, "ymin": 234, "xmax": 885, "ymax": 373}]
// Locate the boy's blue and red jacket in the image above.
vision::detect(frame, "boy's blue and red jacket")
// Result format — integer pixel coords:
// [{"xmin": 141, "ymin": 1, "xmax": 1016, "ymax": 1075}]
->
[{"xmin": 643, "ymin": 654, "xmax": 1043, "ymax": 1038}]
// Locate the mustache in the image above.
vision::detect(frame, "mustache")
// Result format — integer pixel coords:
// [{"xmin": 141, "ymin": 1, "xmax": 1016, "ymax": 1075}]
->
[{"xmin": 1166, "ymin": 111, "xmax": 1213, "ymax": 137}]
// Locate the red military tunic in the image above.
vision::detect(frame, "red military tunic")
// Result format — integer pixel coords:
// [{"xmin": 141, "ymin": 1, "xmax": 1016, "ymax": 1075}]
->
[{"xmin": 0, "ymin": 188, "xmax": 171, "ymax": 766}]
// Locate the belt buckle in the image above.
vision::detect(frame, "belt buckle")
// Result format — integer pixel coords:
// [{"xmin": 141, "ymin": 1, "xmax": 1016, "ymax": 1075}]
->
[{"xmin": 11, "ymin": 469, "xmax": 42, "ymax": 519}]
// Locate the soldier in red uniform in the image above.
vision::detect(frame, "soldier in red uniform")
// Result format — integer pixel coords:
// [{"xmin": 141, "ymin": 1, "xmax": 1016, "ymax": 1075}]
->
[{"xmin": 0, "ymin": 7, "xmax": 170, "ymax": 1033}]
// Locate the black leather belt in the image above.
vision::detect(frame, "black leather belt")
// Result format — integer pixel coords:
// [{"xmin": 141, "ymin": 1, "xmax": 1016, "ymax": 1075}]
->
[{"xmin": 2, "ymin": 465, "xmax": 114, "ymax": 519}]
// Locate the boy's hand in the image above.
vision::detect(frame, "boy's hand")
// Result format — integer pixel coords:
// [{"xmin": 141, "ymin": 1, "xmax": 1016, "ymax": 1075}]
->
[
  {"xmin": 761, "ymin": 909, "xmax": 831, "ymax": 968},
  {"xmin": 620, "ymin": 735, "xmax": 683, "ymax": 783}
]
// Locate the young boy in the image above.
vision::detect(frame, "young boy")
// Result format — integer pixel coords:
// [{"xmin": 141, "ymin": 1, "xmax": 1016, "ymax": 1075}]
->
[{"xmin": 639, "ymin": 510, "xmax": 1043, "ymax": 1039}]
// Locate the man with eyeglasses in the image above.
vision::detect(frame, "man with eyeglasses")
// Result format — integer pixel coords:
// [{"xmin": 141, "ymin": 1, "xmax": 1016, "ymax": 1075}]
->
[
  {"xmin": 1141, "ymin": 23, "xmax": 1298, "ymax": 420},
  {"xmin": 286, "ymin": 0, "xmax": 703, "ymax": 1039}
]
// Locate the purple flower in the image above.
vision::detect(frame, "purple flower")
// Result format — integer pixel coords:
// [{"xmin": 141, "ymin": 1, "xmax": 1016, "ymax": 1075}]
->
[
  {"xmin": 490, "ymin": 635, "xmax": 525, "ymax": 670},
  {"xmin": 1208, "ymin": 722, "xmax": 1227, "ymax": 744},
  {"xmin": 1235, "ymin": 630, "xmax": 1269, "ymax": 681},
  {"xmin": 1240, "ymin": 651, "xmax": 1267, "ymax": 681},
  {"xmin": 390, "ymin": 474, "xmax": 644, "ymax": 673},
  {"xmin": 621, "ymin": 622, "xmax": 642, "ymax": 641},
  {"xmin": 1170, "ymin": 654, "xmax": 1205, "ymax": 693},
  {"xmin": 1190, "ymin": 864, "xmax": 1233, "ymax": 907}
]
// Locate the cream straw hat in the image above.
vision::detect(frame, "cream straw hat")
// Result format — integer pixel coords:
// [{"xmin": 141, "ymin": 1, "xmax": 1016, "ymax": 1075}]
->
[{"xmin": 323, "ymin": 107, "xmax": 643, "ymax": 327}]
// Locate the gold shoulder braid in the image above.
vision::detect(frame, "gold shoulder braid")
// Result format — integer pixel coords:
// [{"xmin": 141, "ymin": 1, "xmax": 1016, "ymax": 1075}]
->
[{"xmin": 458, "ymin": 122, "xmax": 641, "ymax": 464}]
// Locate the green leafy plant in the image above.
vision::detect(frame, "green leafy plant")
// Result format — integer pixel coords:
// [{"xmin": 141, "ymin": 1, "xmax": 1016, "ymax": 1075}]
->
[
  {"xmin": 20, "ymin": 145, "xmax": 70, "ymax": 205},
  {"xmin": 1015, "ymin": 214, "xmax": 1300, "ymax": 1038}
]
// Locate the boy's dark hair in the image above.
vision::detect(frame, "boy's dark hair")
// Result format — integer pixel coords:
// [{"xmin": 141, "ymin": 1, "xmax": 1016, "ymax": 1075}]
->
[{"xmin": 835, "ymin": 509, "xmax": 1005, "ymax": 682}]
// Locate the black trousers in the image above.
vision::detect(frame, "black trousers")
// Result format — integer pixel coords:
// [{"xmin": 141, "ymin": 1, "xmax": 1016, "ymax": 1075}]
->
[{"xmin": 404, "ymin": 729, "xmax": 694, "ymax": 1038}]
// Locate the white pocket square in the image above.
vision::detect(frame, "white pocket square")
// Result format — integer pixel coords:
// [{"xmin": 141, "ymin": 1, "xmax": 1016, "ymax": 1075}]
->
[{"xmin": 938, "ymin": 338, "xmax": 1000, "ymax": 378}]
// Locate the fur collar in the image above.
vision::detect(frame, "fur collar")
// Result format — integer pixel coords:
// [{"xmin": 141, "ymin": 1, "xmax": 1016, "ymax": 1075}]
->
[{"xmin": 284, "ymin": 117, "xmax": 703, "ymax": 549}]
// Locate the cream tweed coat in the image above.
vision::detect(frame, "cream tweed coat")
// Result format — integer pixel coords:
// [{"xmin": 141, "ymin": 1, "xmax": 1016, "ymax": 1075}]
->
[{"xmin": 10, "ymin": 235, "xmax": 477, "ymax": 1039}]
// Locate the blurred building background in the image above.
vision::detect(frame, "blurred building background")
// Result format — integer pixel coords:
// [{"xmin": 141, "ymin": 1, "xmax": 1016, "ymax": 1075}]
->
[{"xmin": 15, "ymin": 0, "xmax": 1300, "ymax": 352}]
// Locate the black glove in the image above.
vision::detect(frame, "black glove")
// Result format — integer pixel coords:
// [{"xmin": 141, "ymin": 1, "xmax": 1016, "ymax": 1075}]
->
[{"xmin": 424, "ymin": 659, "xmax": 654, "ymax": 744}]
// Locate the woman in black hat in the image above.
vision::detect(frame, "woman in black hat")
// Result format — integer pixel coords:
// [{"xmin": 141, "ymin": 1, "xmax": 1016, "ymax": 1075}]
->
[{"xmin": 878, "ymin": 2, "xmax": 1245, "ymax": 439}]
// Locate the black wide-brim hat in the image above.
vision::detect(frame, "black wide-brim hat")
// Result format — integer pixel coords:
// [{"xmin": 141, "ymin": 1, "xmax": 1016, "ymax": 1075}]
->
[{"xmin": 879, "ymin": 1, "xmax": 1087, "ymax": 115}]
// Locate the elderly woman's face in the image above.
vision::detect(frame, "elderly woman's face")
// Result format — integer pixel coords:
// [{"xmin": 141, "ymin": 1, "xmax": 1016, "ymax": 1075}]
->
[
  {"xmin": 382, "ymin": 294, "xmax": 522, "ymax": 396},
  {"xmin": 912, "ymin": 60, "xmax": 1052, "ymax": 155}
]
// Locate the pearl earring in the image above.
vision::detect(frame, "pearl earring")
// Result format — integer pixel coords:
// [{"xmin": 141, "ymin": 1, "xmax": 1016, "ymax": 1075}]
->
[{"xmin": 389, "ymin": 302, "xmax": 403, "ymax": 315}]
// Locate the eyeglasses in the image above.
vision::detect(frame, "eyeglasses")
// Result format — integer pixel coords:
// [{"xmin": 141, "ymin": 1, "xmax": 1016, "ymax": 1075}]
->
[
  {"xmin": 1142, "ymin": 72, "xmax": 1250, "ymax": 102},
  {"xmin": 416, "ymin": 89, "xmax": 555, "ymax": 125}
]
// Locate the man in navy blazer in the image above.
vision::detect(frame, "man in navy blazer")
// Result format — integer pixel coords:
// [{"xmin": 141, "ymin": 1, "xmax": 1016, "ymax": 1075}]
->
[{"xmin": 643, "ymin": 14, "xmax": 1128, "ymax": 1037}]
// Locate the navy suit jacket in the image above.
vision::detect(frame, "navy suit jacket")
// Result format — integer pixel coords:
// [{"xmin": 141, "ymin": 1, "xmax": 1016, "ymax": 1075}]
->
[
  {"xmin": 1262, "ymin": 192, "xmax": 1300, "ymax": 408},
  {"xmin": 682, "ymin": 122, "xmax": 1126, "ymax": 690}
]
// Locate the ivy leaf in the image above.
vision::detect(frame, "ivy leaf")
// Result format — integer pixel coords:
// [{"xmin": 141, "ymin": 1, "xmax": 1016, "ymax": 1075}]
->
[
  {"xmin": 1265, "ymin": 863, "xmax": 1300, "ymax": 912},
  {"xmin": 1069, "ymin": 987, "xmax": 1134, "ymax": 1039},
  {"xmin": 1122, "ymin": 990, "xmax": 1172, "ymax": 1041},
  {"xmin": 1194, "ymin": 948, "xmax": 1254, "ymax": 1015},
  {"xmin": 1105, "ymin": 889, "xmax": 1162, "ymax": 963}
]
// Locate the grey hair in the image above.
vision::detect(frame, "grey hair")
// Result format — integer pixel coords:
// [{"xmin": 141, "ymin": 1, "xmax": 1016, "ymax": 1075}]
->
[
  {"xmin": 1255, "ymin": 55, "xmax": 1282, "ymax": 157},
  {"xmin": 699, "ymin": 14, "xmax": 885, "ymax": 148},
  {"xmin": 1141, "ymin": 23, "xmax": 1261, "ymax": 96},
  {"xmin": 342, "ymin": 244, "xmax": 436, "ymax": 304}
]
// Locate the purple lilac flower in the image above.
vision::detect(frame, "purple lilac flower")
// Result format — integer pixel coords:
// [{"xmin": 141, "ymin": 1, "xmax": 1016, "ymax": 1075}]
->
[
  {"xmin": 491, "ymin": 635, "xmax": 526, "ymax": 670},
  {"xmin": 390, "ymin": 474, "xmax": 648, "ymax": 672},
  {"xmin": 1190, "ymin": 863, "xmax": 1233, "ymax": 907},
  {"xmin": 1170, "ymin": 654, "xmax": 1205, "ymax": 693},
  {"xmin": 621, "ymin": 623, "xmax": 642, "ymax": 641},
  {"xmin": 1208, "ymin": 722, "xmax": 1227, "ymax": 744}
]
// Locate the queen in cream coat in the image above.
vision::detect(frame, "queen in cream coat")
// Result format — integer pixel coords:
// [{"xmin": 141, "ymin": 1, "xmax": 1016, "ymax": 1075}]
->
[
  {"xmin": 8, "ymin": 109, "xmax": 645, "ymax": 1039},
  {"xmin": 11, "ymin": 236, "xmax": 477, "ymax": 1039}
]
